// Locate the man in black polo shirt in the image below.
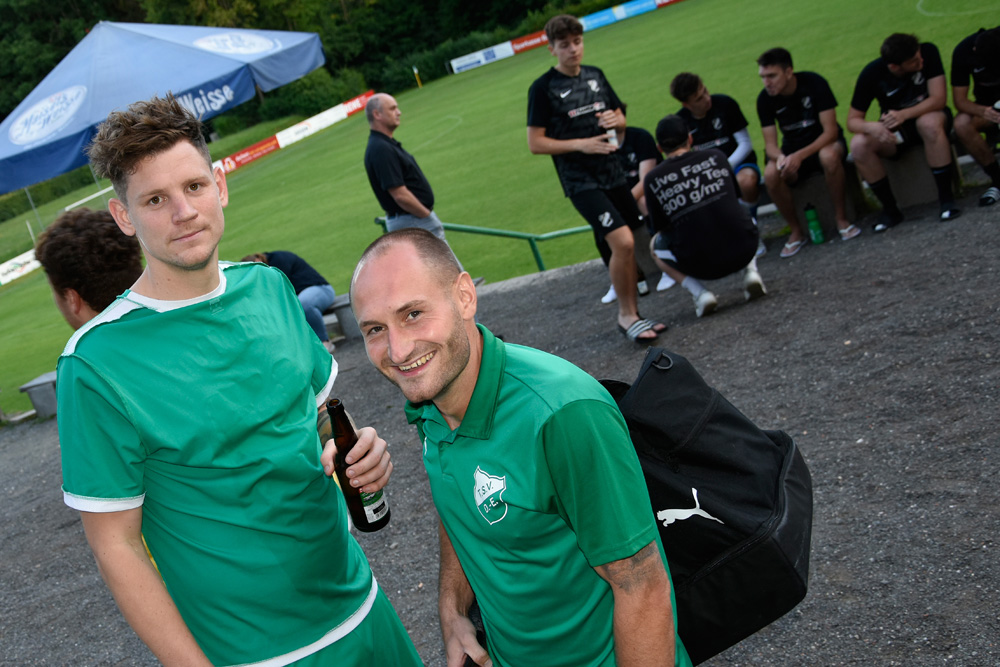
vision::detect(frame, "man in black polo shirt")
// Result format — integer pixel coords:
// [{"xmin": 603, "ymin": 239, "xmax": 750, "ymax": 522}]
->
[
  {"xmin": 756, "ymin": 48, "xmax": 857, "ymax": 258},
  {"xmin": 848, "ymin": 33, "xmax": 960, "ymax": 230},
  {"xmin": 527, "ymin": 14, "xmax": 664, "ymax": 342},
  {"xmin": 643, "ymin": 115, "xmax": 765, "ymax": 319},
  {"xmin": 951, "ymin": 26, "xmax": 1000, "ymax": 207},
  {"xmin": 364, "ymin": 93, "xmax": 448, "ymax": 240}
]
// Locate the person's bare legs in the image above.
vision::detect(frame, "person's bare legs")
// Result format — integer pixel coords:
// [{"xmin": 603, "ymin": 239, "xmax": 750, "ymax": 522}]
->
[
  {"xmin": 818, "ymin": 142, "xmax": 852, "ymax": 231},
  {"xmin": 954, "ymin": 112, "xmax": 1000, "ymax": 206},
  {"xmin": 606, "ymin": 226, "xmax": 656, "ymax": 339},
  {"xmin": 737, "ymin": 168, "xmax": 760, "ymax": 205},
  {"xmin": 954, "ymin": 112, "xmax": 998, "ymax": 167},
  {"xmin": 764, "ymin": 161, "xmax": 804, "ymax": 245}
]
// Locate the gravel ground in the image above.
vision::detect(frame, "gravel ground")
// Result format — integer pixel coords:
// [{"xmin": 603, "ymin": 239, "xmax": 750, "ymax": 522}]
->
[{"xmin": 2, "ymin": 187, "xmax": 998, "ymax": 666}]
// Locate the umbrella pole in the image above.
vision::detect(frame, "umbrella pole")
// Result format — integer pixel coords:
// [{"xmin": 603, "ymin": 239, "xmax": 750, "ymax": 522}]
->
[
  {"xmin": 89, "ymin": 164, "xmax": 110, "ymax": 208},
  {"xmin": 22, "ymin": 187, "xmax": 43, "ymax": 231}
]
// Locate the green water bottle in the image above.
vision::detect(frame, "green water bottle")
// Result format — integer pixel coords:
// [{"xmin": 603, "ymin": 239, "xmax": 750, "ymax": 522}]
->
[{"xmin": 805, "ymin": 204, "xmax": 824, "ymax": 244}]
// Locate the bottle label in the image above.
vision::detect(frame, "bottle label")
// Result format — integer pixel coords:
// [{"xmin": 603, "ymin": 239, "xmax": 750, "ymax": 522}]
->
[{"xmin": 360, "ymin": 489, "xmax": 389, "ymax": 522}]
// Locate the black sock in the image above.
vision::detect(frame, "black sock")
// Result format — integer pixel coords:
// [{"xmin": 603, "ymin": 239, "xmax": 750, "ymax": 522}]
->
[
  {"xmin": 870, "ymin": 177, "xmax": 901, "ymax": 217},
  {"xmin": 931, "ymin": 165, "xmax": 955, "ymax": 208},
  {"xmin": 983, "ymin": 161, "xmax": 1000, "ymax": 189}
]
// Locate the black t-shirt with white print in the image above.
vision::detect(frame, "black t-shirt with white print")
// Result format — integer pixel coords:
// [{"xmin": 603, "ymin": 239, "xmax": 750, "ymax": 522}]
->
[
  {"xmin": 851, "ymin": 42, "xmax": 945, "ymax": 115},
  {"xmin": 677, "ymin": 94, "xmax": 756, "ymax": 164},
  {"xmin": 952, "ymin": 29, "xmax": 1000, "ymax": 106},
  {"xmin": 756, "ymin": 71, "xmax": 839, "ymax": 154},
  {"xmin": 527, "ymin": 65, "xmax": 627, "ymax": 197}
]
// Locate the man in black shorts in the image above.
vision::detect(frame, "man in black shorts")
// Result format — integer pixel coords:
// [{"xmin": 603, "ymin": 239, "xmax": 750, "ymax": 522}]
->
[
  {"xmin": 951, "ymin": 26, "xmax": 1000, "ymax": 207},
  {"xmin": 597, "ymin": 123, "xmax": 662, "ymax": 303},
  {"xmin": 848, "ymin": 33, "xmax": 959, "ymax": 230},
  {"xmin": 643, "ymin": 115, "xmax": 765, "ymax": 318},
  {"xmin": 756, "ymin": 48, "xmax": 856, "ymax": 258},
  {"xmin": 527, "ymin": 14, "xmax": 665, "ymax": 342}
]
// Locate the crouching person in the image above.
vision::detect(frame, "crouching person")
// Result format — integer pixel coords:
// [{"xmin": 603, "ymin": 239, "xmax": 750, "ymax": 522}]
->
[{"xmin": 643, "ymin": 115, "xmax": 766, "ymax": 318}]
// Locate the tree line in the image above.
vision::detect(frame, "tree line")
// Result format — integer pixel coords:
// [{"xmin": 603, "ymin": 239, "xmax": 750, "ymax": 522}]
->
[{"xmin": 0, "ymin": 0, "xmax": 616, "ymax": 128}]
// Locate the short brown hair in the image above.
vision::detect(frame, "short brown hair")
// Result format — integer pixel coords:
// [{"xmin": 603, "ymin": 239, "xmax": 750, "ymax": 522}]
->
[
  {"xmin": 757, "ymin": 47, "xmax": 793, "ymax": 70},
  {"xmin": 881, "ymin": 33, "xmax": 920, "ymax": 65},
  {"xmin": 545, "ymin": 14, "xmax": 583, "ymax": 43},
  {"xmin": 35, "ymin": 208, "xmax": 143, "ymax": 311},
  {"xmin": 351, "ymin": 228, "xmax": 461, "ymax": 299},
  {"xmin": 87, "ymin": 94, "xmax": 211, "ymax": 204},
  {"xmin": 670, "ymin": 73, "xmax": 703, "ymax": 104}
]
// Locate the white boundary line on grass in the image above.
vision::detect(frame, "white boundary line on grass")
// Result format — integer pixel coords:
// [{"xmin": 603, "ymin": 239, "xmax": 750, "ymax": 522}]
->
[
  {"xmin": 410, "ymin": 115, "xmax": 464, "ymax": 153},
  {"xmin": 915, "ymin": 0, "xmax": 1000, "ymax": 17}
]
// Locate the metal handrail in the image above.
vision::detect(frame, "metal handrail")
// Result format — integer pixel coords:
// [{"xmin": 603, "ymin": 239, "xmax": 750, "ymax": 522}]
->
[{"xmin": 375, "ymin": 217, "xmax": 590, "ymax": 271}]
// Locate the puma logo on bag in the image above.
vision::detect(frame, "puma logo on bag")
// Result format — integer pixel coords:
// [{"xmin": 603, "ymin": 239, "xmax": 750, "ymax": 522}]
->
[{"xmin": 657, "ymin": 487, "xmax": 724, "ymax": 526}]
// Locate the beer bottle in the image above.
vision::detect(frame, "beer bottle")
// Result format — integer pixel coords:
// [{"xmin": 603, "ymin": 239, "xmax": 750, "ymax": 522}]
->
[{"xmin": 326, "ymin": 399, "xmax": 391, "ymax": 532}]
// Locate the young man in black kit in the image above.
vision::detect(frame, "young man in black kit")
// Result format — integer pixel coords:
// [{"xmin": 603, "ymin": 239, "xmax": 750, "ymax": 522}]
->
[
  {"xmin": 527, "ymin": 14, "xmax": 665, "ymax": 343},
  {"xmin": 598, "ymin": 124, "xmax": 662, "ymax": 303},
  {"xmin": 951, "ymin": 26, "xmax": 1000, "ymax": 207},
  {"xmin": 756, "ymin": 48, "xmax": 858, "ymax": 258},
  {"xmin": 671, "ymin": 73, "xmax": 761, "ymax": 214},
  {"xmin": 847, "ymin": 33, "xmax": 960, "ymax": 230},
  {"xmin": 643, "ymin": 115, "xmax": 765, "ymax": 318}
]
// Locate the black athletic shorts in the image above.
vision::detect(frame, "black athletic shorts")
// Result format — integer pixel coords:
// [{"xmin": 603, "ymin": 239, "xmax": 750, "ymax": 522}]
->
[
  {"xmin": 889, "ymin": 107, "xmax": 954, "ymax": 156},
  {"xmin": 786, "ymin": 137, "xmax": 847, "ymax": 184},
  {"xmin": 569, "ymin": 185, "xmax": 642, "ymax": 242}
]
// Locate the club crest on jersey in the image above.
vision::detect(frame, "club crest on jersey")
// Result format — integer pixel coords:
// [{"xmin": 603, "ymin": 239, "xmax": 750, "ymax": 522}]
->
[
  {"xmin": 912, "ymin": 71, "xmax": 925, "ymax": 86},
  {"xmin": 474, "ymin": 467, "xmax": 508, "ymax": 525},
  {"xmin": 588, "ymin": 79, "xmax": 600, "ymax": 92},
  {"xmin": 802, "ymin": 96, "xmax": 813, "ymax": 109},
  {"xmin": 712, "ymin": 117, "xmax": 723, "ymax": 130}
]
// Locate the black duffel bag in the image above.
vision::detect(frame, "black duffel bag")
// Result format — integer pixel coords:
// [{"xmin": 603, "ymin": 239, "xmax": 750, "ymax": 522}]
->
[{"xmin": 601, "ymin": 347, "xmax": 813, "ymax": 664}]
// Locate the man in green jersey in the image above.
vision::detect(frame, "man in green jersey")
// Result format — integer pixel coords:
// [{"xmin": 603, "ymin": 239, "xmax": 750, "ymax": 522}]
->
[
  {"xmin": 57, "ymin": 95, "xmax": 421, "ymax": 666},
  {"xmin": 351, "ymin": 228, "xmax": 691, "ymax": 667}
]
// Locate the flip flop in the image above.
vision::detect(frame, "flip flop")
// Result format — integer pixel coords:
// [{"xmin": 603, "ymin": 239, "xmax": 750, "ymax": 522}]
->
[
  {"xmin": 617, "ymin": 318, "xmax": 660, "ymax": 343},
  {"xmin": 780, "ymin": 239, "xmax": 805, "ymax": 258},
  {"xmin": 838, "ymin": 224, "xmax": 861, "ymax": 241},
  {"xmin": 637, "ymin": 313, "xmax": 668, "ymax": 334}
]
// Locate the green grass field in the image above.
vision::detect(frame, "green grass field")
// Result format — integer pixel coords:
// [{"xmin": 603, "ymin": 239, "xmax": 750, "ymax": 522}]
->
[{"xmin": 1, "ymin": 0, "xmax": 996, "ymax": 414}]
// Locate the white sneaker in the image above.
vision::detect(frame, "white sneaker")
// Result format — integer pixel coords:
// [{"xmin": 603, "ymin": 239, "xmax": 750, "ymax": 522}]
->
[
  {"xmin": 743, "ymin": 268, "xmax": 767, "ymax": 302},
  {"xmin": 657, "ymin": 273, "xmax": 676, "ymax": 291},
  {"xmin": 755, "ymin": 237, "xmax": 767, "ymax": 257},
  {"xmin": 694, "ymin": 290, "xmax": 718, "ymax": 318},
  {"xmin": 601, "ymin": 285, "xmax": 617, "ymax": 304}
]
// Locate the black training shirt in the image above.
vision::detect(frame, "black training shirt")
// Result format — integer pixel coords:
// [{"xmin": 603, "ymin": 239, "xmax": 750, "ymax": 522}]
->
[
  {"xmin": 527, "ymin": 65, "xmax": 627, "ymax": 197},
  {"xmin": 617, "ymin": 127, "xmax": 662, "ymax": 190},
  {"xmin": 851, "ymin": 42, "xmax": 945, "ymax": 115},
  {"xmin": 952, "ymin": 29, "xmax": 1000, "ymax": 106},
  {"xmin": 678, "ymin": 94, "xmax": 755, "ymax": 164},
  {"xmin": 642, "ymin": 148, "xmax": 757, "ymax": 280},
  {"xmin": 756, "ymin": 71, "xmax": 838, "ymax": 153}
]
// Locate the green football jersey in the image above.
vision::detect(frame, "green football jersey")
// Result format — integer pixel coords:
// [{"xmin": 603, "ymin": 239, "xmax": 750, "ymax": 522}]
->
[{"xmin": 59, "ymin": 263, "xmax": 375, "ymax": 665}]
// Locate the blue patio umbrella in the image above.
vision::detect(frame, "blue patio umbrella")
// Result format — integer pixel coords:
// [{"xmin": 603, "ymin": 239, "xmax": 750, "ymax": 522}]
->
[{"xmin": 0, "ymin": 21, "xmax": 325, "ymax": 195}]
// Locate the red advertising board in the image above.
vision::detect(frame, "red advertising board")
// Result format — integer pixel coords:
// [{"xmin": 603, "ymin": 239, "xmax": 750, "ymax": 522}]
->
[
  {"xmin": 512, "ymin": 30, "xmax": 548, "ymax": 54},
  {"xmin": 343, "ymin": 90, "xmax": 374, "ymax": 116}
]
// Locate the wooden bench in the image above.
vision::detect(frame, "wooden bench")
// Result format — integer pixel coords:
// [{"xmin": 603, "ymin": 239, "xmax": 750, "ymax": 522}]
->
[{"xmin": 19, "ymin": 370, "xmax": 58, "ymax": 419}]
